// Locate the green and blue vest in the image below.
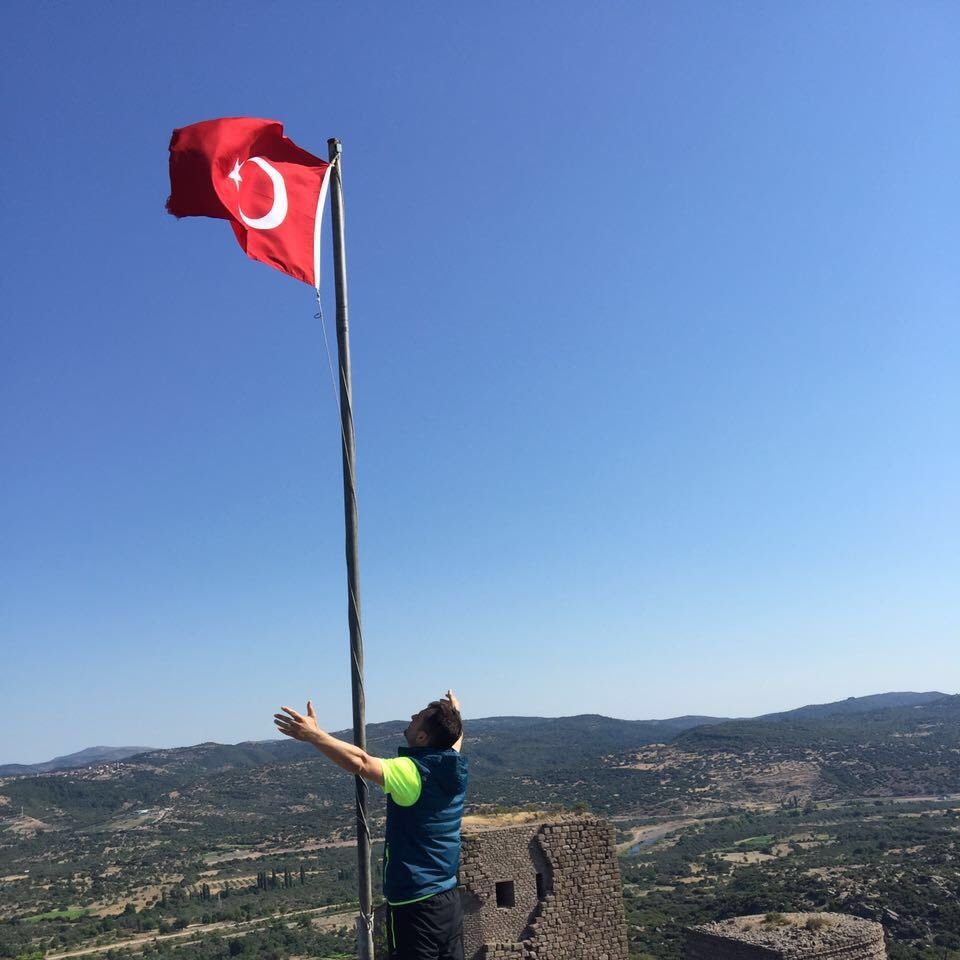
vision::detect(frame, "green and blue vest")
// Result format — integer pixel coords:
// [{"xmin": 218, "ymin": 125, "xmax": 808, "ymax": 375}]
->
[{"xmin": 381, "ymin": 746, "xmax": 468, "ymax": 905}]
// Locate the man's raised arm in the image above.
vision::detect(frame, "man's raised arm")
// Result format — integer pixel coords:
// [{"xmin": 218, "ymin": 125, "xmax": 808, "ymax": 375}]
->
[
  {"xmin": 446, "ymin": 689, "xmax": 464, "ymax": 752},
  {"xmin": 274, "ymin": 702, "xmax": 384, "ymax": 786}
]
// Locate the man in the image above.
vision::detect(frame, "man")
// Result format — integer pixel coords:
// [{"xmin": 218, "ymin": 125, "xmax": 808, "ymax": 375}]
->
[{"xmin": 274, "ymin": 690, "xmax": 468, "ymax": 960}]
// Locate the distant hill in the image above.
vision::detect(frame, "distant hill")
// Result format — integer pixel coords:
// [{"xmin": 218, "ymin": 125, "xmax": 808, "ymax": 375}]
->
[
  {"xmin": 0, "ymin": 745, "xmax": 155, "ymax": 777},
  {"xmin": 0, "ymin": 714, "xmax": 728, "ymax": 781},
  {"xmin": 657, "ymin": 694, "xmax": 960, "ymax": 803},
  {"xmin": 758, "ymin": 691, "xmax": 947, "ymax": 722},
  {"xmin": 461, "ymin": 713, "xmax": 729, "ymax": 772},
  {"xmin": 677, "ymin": 693, "xmax": 960, "ymax": 751},
  {"xmin": 1, "ymin": 693, "xmax": 948, "ymax": 778},
  {"xmin": 0, "ymin": 712, "xmax": 734, "ymax": 829},
  {"xmin": 3, "ymin": 692, "xmax": 957, "ymax": 826}
]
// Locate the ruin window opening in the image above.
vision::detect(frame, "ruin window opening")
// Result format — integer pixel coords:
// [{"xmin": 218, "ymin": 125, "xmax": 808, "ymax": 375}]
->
[
  {"xmin": 535, "ymin": 872, "xmax": 546, "ymax": 900},
  {"xmin": 495, "ymin": 880, "xmax": 515, "ymax": 908}
]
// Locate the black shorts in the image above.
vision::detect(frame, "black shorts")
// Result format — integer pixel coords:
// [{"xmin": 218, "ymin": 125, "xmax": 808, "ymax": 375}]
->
[{"xmin": 387, "ymin": 889, "xmax": 464, "ymax": 960}]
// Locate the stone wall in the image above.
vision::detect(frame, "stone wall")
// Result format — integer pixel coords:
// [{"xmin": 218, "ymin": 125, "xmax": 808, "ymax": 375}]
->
[
  {"xmin": 686, "ymin": 913, "xmax": 887, "ymax": 960},
  {"xmin": 459, "ymin": 816, "xmax": 629, "ymax": 960}
]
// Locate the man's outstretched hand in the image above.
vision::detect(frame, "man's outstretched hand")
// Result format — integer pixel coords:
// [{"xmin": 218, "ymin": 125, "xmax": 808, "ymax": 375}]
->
[
  {"xmin": 273, "ymin": 701, "xmax": 384, "ymax": 784},
  {"xmin": 274, "ymin": 702, "xmax": 321, "ymax": 743}
]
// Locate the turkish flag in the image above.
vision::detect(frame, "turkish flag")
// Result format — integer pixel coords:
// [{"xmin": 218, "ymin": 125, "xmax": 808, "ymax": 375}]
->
[{"xmin": 167, "ymin": 117, "xmax": 331, "ymax": 288}]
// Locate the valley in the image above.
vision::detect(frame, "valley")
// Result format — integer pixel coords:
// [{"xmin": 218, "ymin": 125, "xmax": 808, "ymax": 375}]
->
[{"xmin": 2, "ymin": 693, "xmax": 958, "ymax": 959}]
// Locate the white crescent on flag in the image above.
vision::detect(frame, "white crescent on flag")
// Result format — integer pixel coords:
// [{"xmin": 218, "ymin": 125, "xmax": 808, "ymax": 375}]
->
[{"xmin": 228, "ymin": 157, "xmax": 288, "ymax": 230}]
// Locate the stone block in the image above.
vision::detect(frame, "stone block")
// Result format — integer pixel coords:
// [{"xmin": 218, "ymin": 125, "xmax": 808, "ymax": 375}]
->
[{"xmin": 686, "ymin": 913, "xmax": 887, "ymax": 960}]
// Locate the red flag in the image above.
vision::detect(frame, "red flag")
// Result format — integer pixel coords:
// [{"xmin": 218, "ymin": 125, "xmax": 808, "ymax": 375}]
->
[{"xmin": 167, "ymin": 117, "xmax": 331, "ymax": 288}]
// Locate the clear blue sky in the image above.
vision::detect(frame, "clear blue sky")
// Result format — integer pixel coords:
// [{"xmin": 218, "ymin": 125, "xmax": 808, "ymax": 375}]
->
[{"xmin": 2, "ymin": 2, "xmax": 957, "ymax": 764}]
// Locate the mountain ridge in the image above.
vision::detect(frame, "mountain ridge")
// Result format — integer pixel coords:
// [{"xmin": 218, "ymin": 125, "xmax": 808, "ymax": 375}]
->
[
  {"xmin": 0, "ymin": 745, "xmax": 156, "ymax": 777},
  {"xmin": 1, "ymin": 691, "xmax": 950, "ymax": 777}
]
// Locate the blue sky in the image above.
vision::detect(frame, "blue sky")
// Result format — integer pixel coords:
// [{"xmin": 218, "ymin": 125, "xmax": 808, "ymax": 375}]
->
[{"xmin": 1, "ymin": 2, "xmax": 957, "ymax": 764}]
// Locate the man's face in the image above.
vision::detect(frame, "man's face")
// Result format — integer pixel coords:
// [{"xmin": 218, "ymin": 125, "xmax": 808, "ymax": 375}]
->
[{"xmin": 404, "ymin": 708, "xmax": 430, "ymax": 746}]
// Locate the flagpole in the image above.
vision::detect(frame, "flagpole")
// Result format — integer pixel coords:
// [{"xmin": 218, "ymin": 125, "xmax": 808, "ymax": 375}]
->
[{"xmin": 327, "ymin": 137, "xmax": 374, "ymax": 960}]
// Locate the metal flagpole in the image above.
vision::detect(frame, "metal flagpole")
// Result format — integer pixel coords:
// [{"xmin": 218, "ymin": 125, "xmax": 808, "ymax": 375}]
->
[{"xmin": 326, "ymin": 137, "xmax": 374, "ymax": 960}]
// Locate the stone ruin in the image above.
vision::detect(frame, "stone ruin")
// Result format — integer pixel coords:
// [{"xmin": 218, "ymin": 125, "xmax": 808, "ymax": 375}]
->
[
  {"xmin": 373, "ymin": 814, "xmax": 628, "ymax": 959},
  {"xmin": 458, "ymin": 815, "xmax": 629, "ymax": 960},
  {"xmin": 686, "ymin": 913, "xmax": 887, "ymax": 960},
  {"xmin": 373, "ymin": 814, "xmax": 889, "ymax": 960}
]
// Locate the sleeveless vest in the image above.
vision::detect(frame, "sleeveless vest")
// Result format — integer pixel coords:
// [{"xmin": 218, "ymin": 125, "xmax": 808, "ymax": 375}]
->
[{"xmin": 383, "ymin": 746, "xmax": 468, "ymax": 904}]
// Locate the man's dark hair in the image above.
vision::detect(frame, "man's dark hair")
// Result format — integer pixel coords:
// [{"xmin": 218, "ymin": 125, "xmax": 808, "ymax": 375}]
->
[{"xmin": 420, "ymin": 699, "xmax": 462, "ymax": 749}]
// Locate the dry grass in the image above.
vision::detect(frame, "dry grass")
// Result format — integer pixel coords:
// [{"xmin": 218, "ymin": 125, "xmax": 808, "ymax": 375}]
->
[
  {"xmin": 4, "ymin": 815, "xmax": 52, "ymax": 835},
  {"xmin": 461, "ymin": 810, "xmax": 548, "ymax": 830},
  {"xmin": 720, "ymin": 851, "xmax": 776, "ymax": 864}
]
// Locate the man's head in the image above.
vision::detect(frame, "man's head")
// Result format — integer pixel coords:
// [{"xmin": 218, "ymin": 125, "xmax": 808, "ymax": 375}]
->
[{"xmin": 404, "ymin": 699, "xmax": 462, "ymax": 749}]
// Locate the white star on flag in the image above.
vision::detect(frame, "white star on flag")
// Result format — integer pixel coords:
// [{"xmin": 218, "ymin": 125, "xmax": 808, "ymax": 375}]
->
[{"xmin": 228, "ymin": 159, "xmax": 243, "ymax": 190}]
